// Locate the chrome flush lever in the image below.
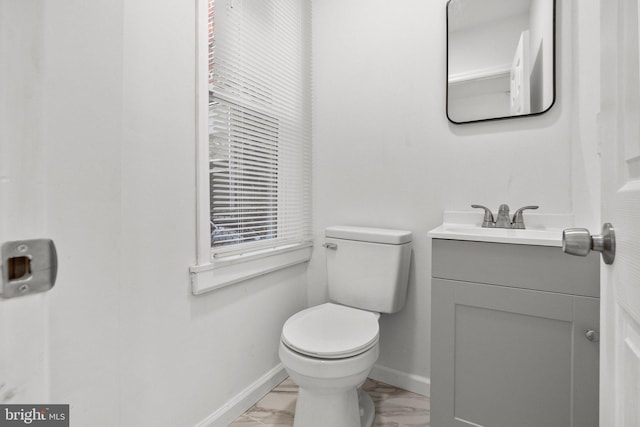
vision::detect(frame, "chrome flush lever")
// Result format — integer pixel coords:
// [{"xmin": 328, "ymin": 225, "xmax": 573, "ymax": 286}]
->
[{"xmin": 322, "ymin": 243, "xmax": 337, "ymax": 250}]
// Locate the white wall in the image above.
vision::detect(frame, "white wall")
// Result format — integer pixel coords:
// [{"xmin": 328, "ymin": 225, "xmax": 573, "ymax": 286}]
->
[
  {"xmin": 117, "ymin": 1, "xmax": 308, "ymax": 422},
  {"xmin": 448, "ymin": 15, "xmax": 527, "ymax": 122},
  {"xmin": 41, "ymin": 1, "xmax": 123, "ymax": 423},
  {"xmin": 1, "ymin": 0, "xmax": 307, "ymax": 426},
  {"xmin": 0, "ymin": 0, "xmax": 49, "ymax": 405},
  {"xmin": 449, "ymin": 13, "xmax": 529, "ymax": 75},
  {"xmin": 311, "ymin": 0, "xmax": 575, "ymax": 392},
  {"xmin": 1, "ymin": 0, "xmax": 602, "ymax": 423},
  {"xmin": 448, "ymin": 83, "xmax": 511, "ymax": 123}
]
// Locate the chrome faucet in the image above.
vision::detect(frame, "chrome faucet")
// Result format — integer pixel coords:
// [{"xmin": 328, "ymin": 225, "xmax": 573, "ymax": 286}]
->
[
  {"xmin": 495, "ymin": 204, "xmax": 512, "ymax": 228},
  {"xmin": 471, "ymin": 204, "xmax": 539, "ymax": 229}
]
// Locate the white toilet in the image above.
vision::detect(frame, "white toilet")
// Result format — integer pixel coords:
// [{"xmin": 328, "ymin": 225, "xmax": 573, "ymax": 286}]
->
[{"xmin": 279, "ymin": 226, "xmax": 412, "ymax": 427}]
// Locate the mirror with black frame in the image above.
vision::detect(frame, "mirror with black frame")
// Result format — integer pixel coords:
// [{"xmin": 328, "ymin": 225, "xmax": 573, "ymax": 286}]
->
[{"xmin": 447, "ymin": 0, "xmax": 556, "ymax": 124}]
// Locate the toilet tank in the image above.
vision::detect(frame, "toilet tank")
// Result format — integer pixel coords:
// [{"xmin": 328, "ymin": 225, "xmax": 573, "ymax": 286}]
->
[{"xmin": 325, "ymin": 226, "xmax": 412, "ymax": 314}]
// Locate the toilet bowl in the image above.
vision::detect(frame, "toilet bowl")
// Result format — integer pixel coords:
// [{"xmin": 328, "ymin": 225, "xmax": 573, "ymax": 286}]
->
[
  {"xmin": 279, "ymin": 226, "xmax": 413, "ymax": 427},
  {"xmin": 279, "ymin": 303, "xmax": 380, "ymax": 427}
]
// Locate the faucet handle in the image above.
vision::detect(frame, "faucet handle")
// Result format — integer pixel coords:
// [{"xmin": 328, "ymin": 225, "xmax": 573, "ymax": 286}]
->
[
  {"xmin": 471, "ymin": 205, "xmax": 495, "ymax": 228},
  {"xmin": 512, "ymin": 205, "xmax": 539, "ymax": 229}
]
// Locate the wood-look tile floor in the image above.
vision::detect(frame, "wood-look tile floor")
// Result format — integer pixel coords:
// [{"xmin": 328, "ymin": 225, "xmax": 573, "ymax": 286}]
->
[{"xmin": 229, "ymin": 377, "xmax": 430, "ymax": 426}]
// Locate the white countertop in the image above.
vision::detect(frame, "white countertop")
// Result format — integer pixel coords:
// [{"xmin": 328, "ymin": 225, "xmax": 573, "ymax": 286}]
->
[{"xmin": 427, "ymin": 211, "xmax": 573, "ymax": 247}]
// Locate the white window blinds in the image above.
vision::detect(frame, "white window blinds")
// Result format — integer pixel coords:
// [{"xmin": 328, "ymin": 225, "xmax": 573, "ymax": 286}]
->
[{"xmin": 208, "ymin": 0, "xmax": 311, "ymax": 258}]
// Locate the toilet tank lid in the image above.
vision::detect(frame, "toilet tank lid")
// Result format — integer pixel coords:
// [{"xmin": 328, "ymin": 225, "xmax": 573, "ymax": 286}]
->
[{"xmin": 325, "ymin": 226, "xmax": 412, "ymax": 244}]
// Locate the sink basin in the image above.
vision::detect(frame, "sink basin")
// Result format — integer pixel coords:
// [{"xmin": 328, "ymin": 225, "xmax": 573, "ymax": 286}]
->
[{"xmin": 428, "ymin": 223, "xmax": 563, "ymax": 247}]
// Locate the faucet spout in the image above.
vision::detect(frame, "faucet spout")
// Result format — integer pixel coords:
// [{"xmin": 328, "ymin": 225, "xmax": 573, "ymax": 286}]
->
[{"xmin": 495, "ymin": 204, "xmax": 512, "ymax": 228}]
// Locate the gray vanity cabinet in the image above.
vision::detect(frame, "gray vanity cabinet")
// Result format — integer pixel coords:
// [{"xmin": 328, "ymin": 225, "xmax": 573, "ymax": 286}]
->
[{"xmin": 431, "ymin": 239, "xmax": 600, "ymax": 427}]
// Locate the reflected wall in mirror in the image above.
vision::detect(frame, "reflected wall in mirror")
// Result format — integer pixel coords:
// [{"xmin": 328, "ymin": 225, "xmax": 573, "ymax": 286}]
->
[{"xmin": 447, "ymin": 0, "xmax": 556, "ymax": 124}]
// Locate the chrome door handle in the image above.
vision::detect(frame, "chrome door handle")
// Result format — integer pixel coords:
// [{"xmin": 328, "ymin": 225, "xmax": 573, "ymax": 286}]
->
[
  {"xmin": 585, "ymin": 329, "xmax": 600, "ymax": 342},
  {"xmin": 562, "ymin": 223, "xmax": 615, "ymax": 265}
]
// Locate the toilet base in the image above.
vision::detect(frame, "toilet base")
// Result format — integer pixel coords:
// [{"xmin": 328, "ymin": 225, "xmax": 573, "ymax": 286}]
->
[
  {"xmin": 279, "ymin": 341, "xmax": 379, "ymax": 427},
  {"xmin": 358, "ymin": 388, "xmax": 375, "ymax": 427},
  {"xmin": 293, "ymin": 386, "xmax": 361, "ymax": 427},
  {"xmin": 291, "ymin": 386, "xmax": 375, "ymax": 427}
]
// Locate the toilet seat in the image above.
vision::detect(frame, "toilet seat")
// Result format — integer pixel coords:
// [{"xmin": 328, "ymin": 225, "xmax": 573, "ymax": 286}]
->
[{"xmin": 281, "ymin": 303, "xmax": 380, "ymax": 359}]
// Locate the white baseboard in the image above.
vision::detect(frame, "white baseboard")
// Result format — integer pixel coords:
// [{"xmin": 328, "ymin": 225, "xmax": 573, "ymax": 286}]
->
[
  {"xmin": 369, "ymin": 364, "xmax": 430, "ymax": 397},
  {"xmin": 194, "ymin": 362, "xmax": 428, "ymax": 426},
  {"xmin": 195, "ymin": 364, "xmax": 288, "ymax": 427}
]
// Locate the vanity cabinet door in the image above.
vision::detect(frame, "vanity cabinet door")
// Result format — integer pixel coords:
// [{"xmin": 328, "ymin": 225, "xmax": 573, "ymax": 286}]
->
[{"xmin": 431, "ymin": 279, "xmax": 599, "ymax": 427}]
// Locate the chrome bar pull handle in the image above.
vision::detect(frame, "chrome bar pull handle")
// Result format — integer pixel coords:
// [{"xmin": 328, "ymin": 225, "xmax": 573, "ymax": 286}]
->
[{"xmin": 562, "ymin": 223, "xmax": 616, "ymax": 265}]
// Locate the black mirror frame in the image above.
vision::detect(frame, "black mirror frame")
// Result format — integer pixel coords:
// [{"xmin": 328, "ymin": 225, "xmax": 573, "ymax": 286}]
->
[{"xmin": 446, "ymin": 0, "xmax": 557, "ymax": 125}]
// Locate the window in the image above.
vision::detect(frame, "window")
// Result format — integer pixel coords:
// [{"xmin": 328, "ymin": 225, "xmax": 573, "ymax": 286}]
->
[
  {"xmin": 209, "ymin": 98, "xmax": 279, "ymax": 249},
  {"xmin": 191, "ymin": 0, "xmax": 312, "ymax": 293}
]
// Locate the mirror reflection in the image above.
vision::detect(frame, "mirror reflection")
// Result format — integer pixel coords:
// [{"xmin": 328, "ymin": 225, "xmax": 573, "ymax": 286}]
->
[{"xmin": 447, "ymin": 0, "xmax": 555, "ymax": 124}]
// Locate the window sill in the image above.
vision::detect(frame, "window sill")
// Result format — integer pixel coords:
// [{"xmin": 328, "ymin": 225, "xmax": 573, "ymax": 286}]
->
[{"xmin": 189, "ymin": 242, "xmax": 313, "ymax": 295}]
